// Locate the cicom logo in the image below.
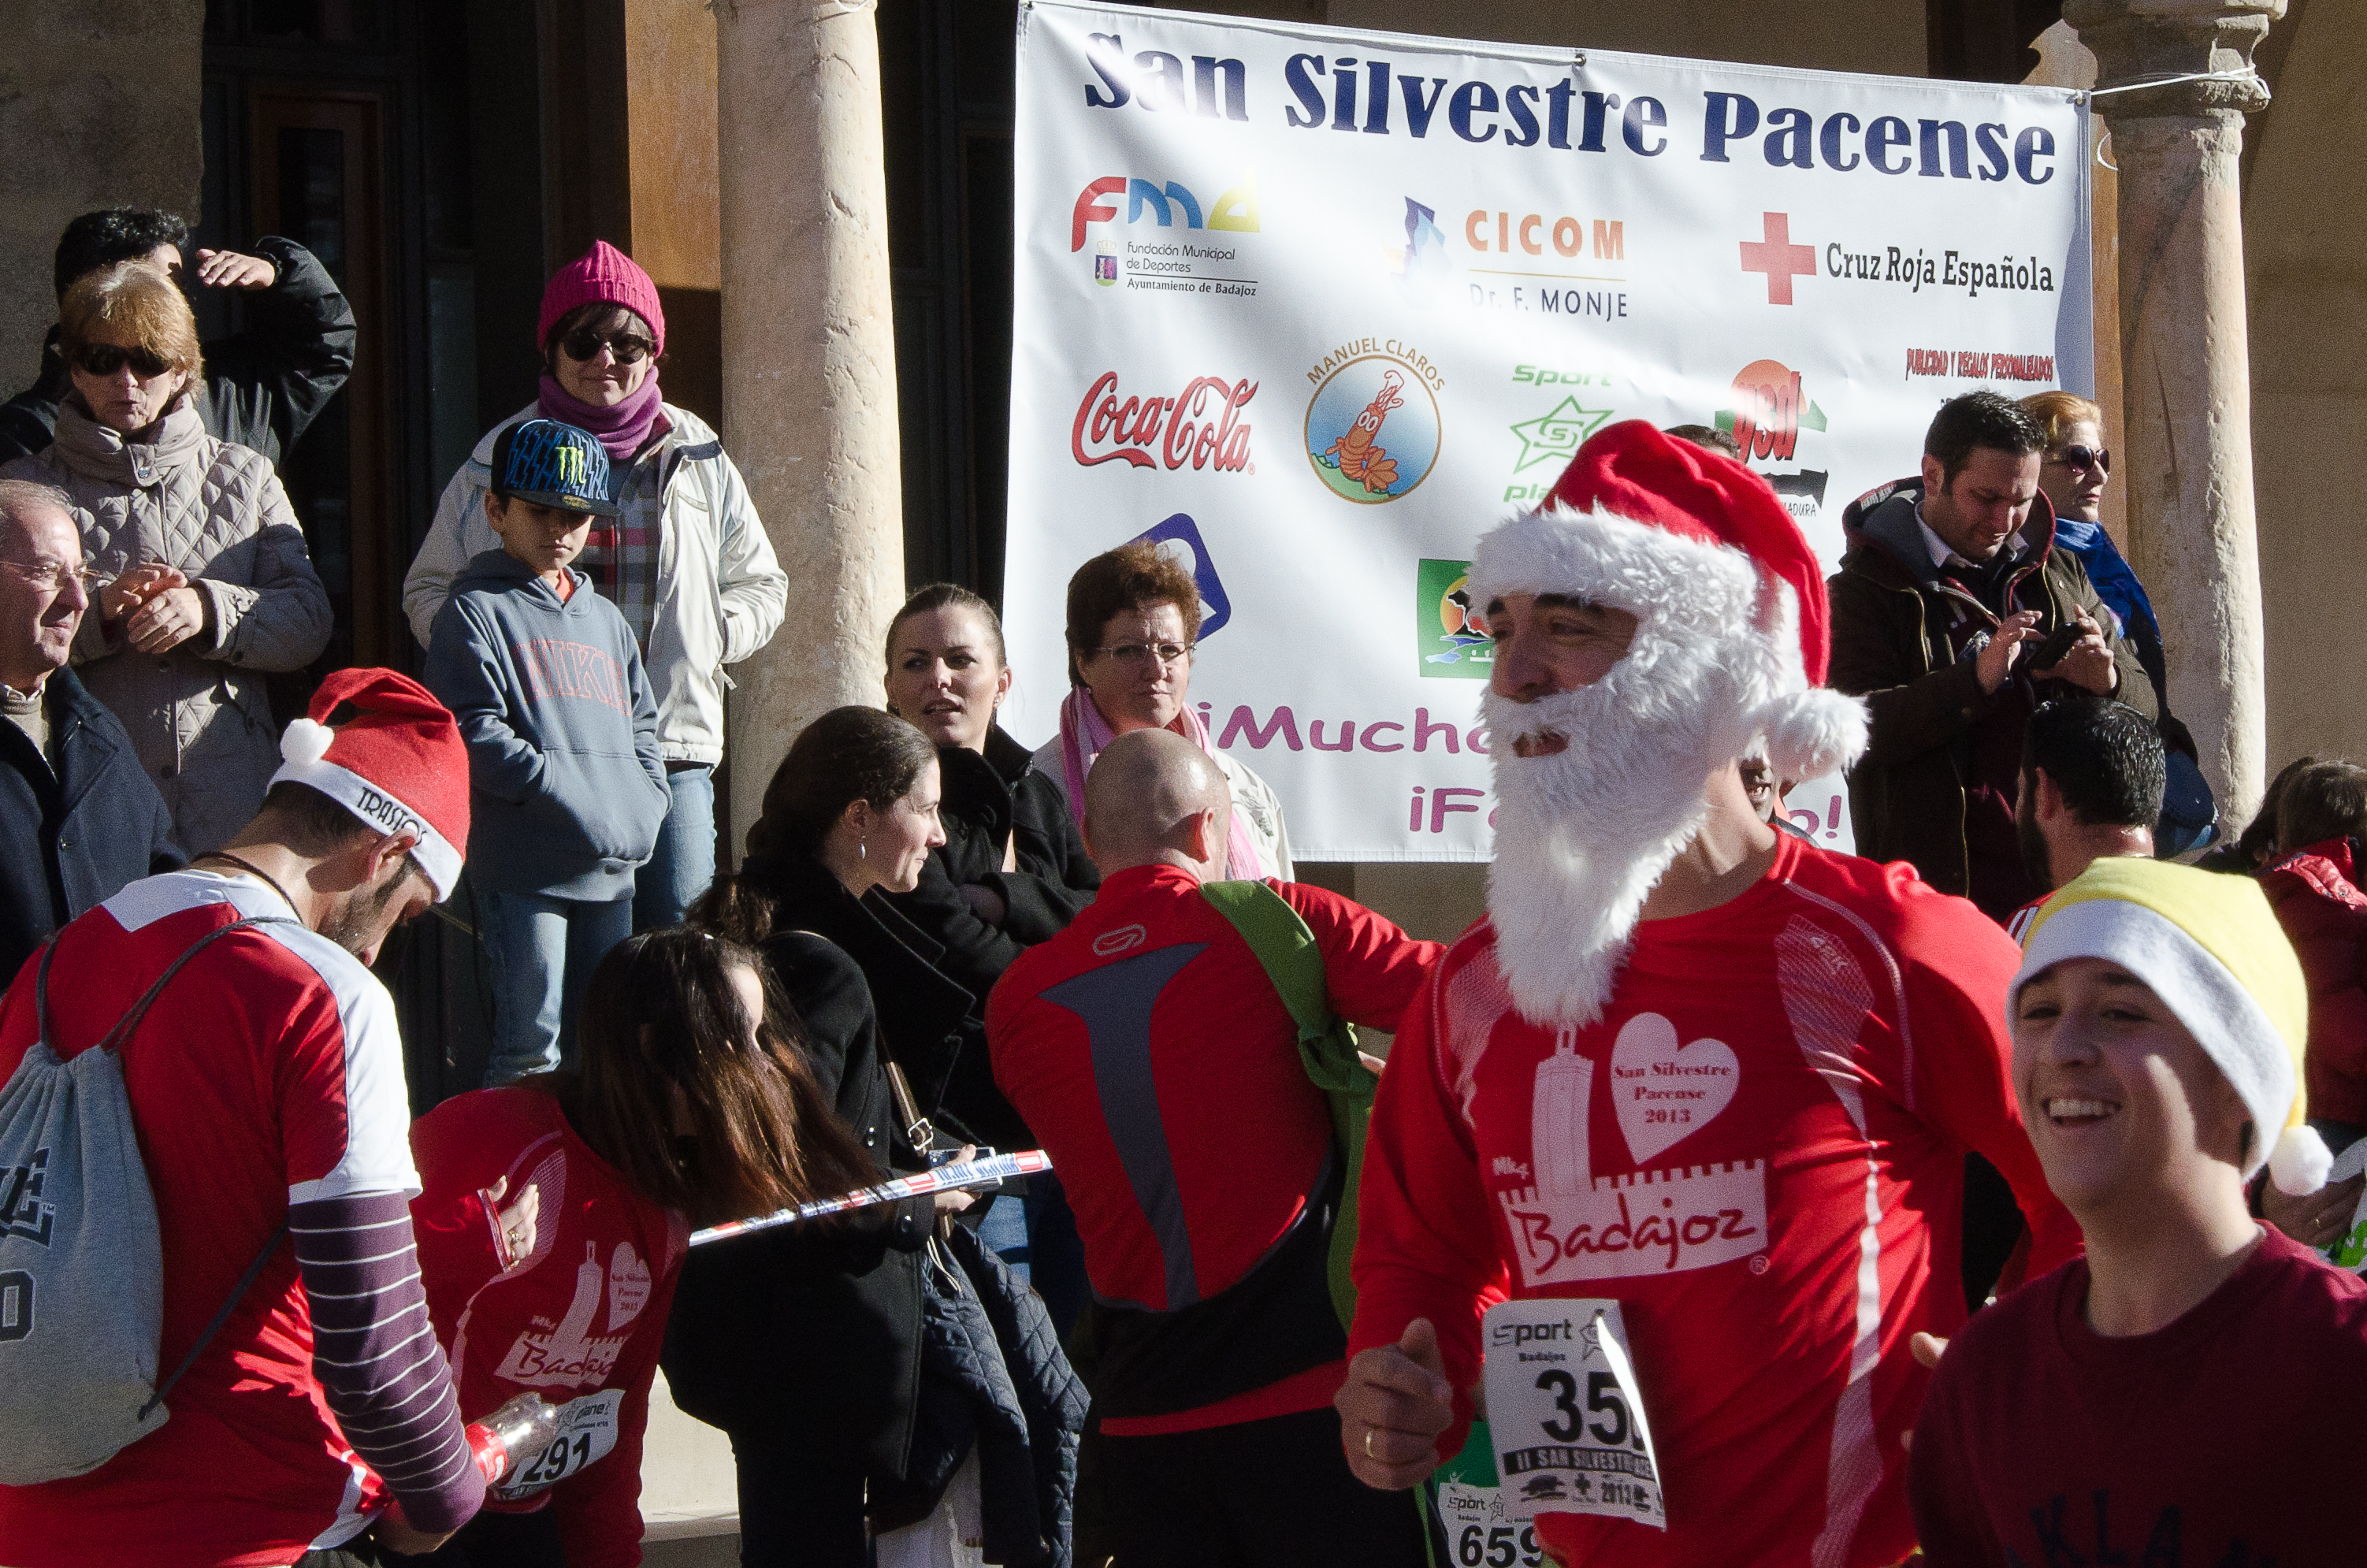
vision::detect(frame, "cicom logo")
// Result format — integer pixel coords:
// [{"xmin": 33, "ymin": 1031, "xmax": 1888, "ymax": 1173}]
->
[
  {"xmin": 1304, "ymin": 339, "xmax": 1444, "ymax": 504},
  {"xmin": 1714, "ymin": 359, "xmax": 1830, "ymax": 520},
  {"xmin": 1416, "ymin": 559, "xmax": 1491, "ymax": 680}
]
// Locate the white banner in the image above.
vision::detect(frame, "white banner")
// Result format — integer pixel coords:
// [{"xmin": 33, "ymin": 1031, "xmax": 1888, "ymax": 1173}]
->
[{"xmin": 1005, "ymin": 1, "xmax": 2091, "ymax": 860}]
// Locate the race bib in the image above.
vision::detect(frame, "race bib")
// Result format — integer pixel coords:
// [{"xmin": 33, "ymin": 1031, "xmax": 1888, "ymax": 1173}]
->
[
  {"xmin": 2322, "ymin": 1140, "xmax": 2367, "ymax": 1274},
  {"xmin": 1480, "ymin": 1298, "xmax": 1667, "ymax": 1530},
  {"xmin": 490, "ymin": 1388, "xmax": 623, "ymax": 1502},
  {"xmin": 1434, "ymin": 1421, "xmax": 1551, "ymax": 1568}
]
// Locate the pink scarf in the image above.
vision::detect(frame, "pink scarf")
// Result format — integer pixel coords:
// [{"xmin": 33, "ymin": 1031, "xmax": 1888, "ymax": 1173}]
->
[
  {"xmin": 538, "ymin": 371, "xmax": 667, "ymax": 464},
  {"xmin": 1057, "ymin": 687, "xmax": 1265, "ymax": 879}
]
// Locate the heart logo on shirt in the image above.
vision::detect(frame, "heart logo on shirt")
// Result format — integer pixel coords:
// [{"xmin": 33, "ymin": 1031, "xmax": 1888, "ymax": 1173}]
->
[
  {"xmin": 608, "ymin": 1243, "xmax": 652, "ymax": 1331},
  {"xmin": 1610, "ymin": 1012, "xmax": 1741, "ymax": 1164}
]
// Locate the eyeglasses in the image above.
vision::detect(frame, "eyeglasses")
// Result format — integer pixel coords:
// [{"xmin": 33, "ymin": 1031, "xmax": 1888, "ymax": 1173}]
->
[
  {"xmin": 71, "ymin": 343, "xmax": 173, "ymax": 379},
  {"xmin": 2048, "ymin": 444, "xmax": 2109, "ymax": 475},
  {"xmin": 559, "ymin": 327, "xmax": 656, "ymax": 365},
  {"xmin": 1091, "ymin": 641, "xmax": 1193, "ymax": 668},
  {"xmin": 0, "ymin": 559, "xmax": 104, "ymax": 593}
]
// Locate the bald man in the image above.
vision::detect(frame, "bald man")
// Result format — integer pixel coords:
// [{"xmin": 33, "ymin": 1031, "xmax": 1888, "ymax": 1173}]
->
[
  {"xmin": 0, "ymin": 480, "xmax": 180, "ymax": 981},
  {"xmin": 987, "ymin": 728, "xmax": 1443, "ymax": 1568}
]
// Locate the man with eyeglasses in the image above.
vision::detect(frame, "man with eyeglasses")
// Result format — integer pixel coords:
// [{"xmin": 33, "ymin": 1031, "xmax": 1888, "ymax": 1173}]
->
[
  {"xmin": 0, "ymin": 207, "xmax": 356, "ymax": 469},
  {"xmin": 0, "ymin": 480, "xmax": 181, "ymax": 983},
  {"xmin": 1830, "ymin": 391, "xmax": 2155, "ymax": 923}
]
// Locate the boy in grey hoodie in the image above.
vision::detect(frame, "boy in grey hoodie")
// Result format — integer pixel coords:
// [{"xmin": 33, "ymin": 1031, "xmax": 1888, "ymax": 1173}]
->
[{"xmin": 423, "ymin": 418, "xmax": 669, "ymax": 1084}]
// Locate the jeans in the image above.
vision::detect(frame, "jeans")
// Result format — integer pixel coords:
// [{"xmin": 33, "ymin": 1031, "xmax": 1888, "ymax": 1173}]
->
[
  {"xmin": 633, "ymin": 763, "xmax": 716, "ymax": 932},
  {"xmin": 478, "ymin": 890, "xmax": 634, "ymax": 1087}
]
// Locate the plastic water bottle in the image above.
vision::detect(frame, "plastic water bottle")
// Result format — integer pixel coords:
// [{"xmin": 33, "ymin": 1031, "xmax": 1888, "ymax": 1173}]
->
[{"xmin": 464, "ymin": 1391, "xmax": 562, "ymax": 1484}]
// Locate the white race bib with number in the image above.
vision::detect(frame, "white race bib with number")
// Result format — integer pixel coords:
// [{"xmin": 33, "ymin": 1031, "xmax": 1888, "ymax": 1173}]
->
[
  {"xmin": 1435, "ymin": 1481, "xmax": 1551, "ymax": 1568},
  {"xmin": 491, "ymin": 1388, "xmax": 624, "ymax": 1502},
  {"xmin": 1480, "ymin": 1299, "xmax": 1667, "ymax": 1529}
]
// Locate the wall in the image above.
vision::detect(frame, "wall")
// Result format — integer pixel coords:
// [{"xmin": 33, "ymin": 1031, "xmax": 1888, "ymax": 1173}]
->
[
  {"xmin": 0, "ymin": 0, "xmax": 206, "ymax": 388},
  {"xmin": 624, "ymin": 0, "xmax": 724, "ymax": 430},
  {"xmin": 2248, "ymin": 0, "xmax": 2367, "ymax": 770}
]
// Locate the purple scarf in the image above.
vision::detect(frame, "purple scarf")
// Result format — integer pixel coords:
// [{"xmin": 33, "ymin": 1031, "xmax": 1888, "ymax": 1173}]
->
[
  {"xmin": 1057, "ymin": 687, "xmax": 1266, "ymax": 880},
  {"xmin": 537, "ymin": 371, "xmax": 667, "ymax": 464}
]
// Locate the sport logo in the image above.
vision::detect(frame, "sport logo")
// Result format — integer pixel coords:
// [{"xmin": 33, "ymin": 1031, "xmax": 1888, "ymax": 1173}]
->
[
  {"xmin": 1071, "ymin": 372, "xmax": 1254, "ymax": 474},
  {"xmin": 1070, "ymin": 174, "xmax": 1258, "ymax": 253},
  {"xmin": 1509, "ymin": 397, "xmax": 1611, "ymax": 475},
  {"xmin": 1303, "ymin": 340, "xmax": 1443, "ymax": 504},
  {"xmin": 1416, "ymin": 559, "xmax": 1491, "ymax": 680},
  {"xmin": 1714, "ymin": 359, "xmax": 1830, "ymax": 518}
]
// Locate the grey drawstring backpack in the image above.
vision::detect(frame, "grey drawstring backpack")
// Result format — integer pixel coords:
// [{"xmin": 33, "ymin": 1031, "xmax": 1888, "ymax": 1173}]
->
[{"xmin": 0, "ymin": 917, "xmax": 286, "ymax": 1483}]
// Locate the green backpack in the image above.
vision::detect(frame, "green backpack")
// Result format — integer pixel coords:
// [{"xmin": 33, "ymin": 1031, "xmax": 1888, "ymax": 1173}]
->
[{"xmin": 1199, "ymin": 880, "xmax": 1380, "ymax": 1332}]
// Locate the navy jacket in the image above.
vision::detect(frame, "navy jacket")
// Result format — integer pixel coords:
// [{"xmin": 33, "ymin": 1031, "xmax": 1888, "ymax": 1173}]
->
[
  {"xmin": 0, "ymin": 668, "xmax": 183, "ymax": 983},
  {"xmin": 422, "ymin": 549, "xmax": 669, "ymax": 901}
]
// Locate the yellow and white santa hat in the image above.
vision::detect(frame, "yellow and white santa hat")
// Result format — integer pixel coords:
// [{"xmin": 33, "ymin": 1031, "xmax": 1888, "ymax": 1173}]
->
[{"xmin": 2015, "ymin": 856, "xmax": 2328, "ymax": 1195}]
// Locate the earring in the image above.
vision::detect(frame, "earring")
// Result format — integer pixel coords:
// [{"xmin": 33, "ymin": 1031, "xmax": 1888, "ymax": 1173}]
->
[{"xmin": 858, "ymin": 838, "xmax": 868, "ymax": 862}]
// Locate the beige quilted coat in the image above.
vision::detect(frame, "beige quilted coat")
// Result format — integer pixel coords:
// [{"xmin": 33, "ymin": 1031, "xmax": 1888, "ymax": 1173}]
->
[{"xmin": 2, "ymin": 399, "xmax": 331, "ymax": 854}]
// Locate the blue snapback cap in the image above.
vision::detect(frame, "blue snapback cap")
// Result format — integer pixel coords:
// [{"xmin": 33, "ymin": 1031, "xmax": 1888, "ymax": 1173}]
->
[{"xmin": 488, "ymin": 418, "xmax": 619, "ymax": 518}]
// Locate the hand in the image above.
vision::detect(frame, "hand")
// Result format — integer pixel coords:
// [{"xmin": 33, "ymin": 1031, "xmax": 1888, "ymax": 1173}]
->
[
  {"xmin": 2034, "ymin": 608, "xmax": 2117, "ymax": 696},
  {"xmin": 934, "ymin": 1144, "xmax": 978, "ymax": 1215},
  {"xmin": 99, "ymin": 563, "xmax": 183, "ymax": 626},
  {"xmin": 1899, "ymin": 1332, "xmax": 1949, "ymax": 1454},
  {"xmin": 488, "ymin": 1176, "xmax": 540, "ymax": 1270},
  {"xmin": 956, "ymin": 882, "xmax": 1008, "ymax": 926},
  {"xmin": 1337, "ymin": 1317, "xmax": 1455, "ymax": 1490},
  {"xmin": 372, "ymin": 1498, "xmax": 457, "ymax": 1557},
  {"xmin": 1973, "ymin": 611, "xmax": 2042, "ymax": 694},
  {"xmin": 125, "ymin": 584, "xmax": 206, "ymax": 654},
  {"xmin": 2263, "ymin": 1172, "xmax": 2364, "ymax": 1250},
  {"xmin": 193, "ymin": 247, "xmax": 277, "ymax": 290},
  {"xmin": 1001, "ymin": 832, "xmax": 1019, "ymax": 875}
]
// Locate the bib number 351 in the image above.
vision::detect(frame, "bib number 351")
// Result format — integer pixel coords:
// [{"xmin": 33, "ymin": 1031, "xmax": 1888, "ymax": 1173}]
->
[{"xmin": 1480, "ymin": 1298, "xmax": 1667, "ymax": 1530}]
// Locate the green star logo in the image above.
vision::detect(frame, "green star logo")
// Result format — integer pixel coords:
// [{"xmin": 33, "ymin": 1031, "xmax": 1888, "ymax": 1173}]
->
[{"xmin": 1509, "ymin": 397, "xmax": 1612, "ymax": 473}]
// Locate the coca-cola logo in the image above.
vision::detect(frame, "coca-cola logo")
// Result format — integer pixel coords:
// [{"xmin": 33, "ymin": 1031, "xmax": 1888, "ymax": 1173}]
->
[{"xmin": 1072, "ymin": 371, "xmax": 1255, "ymax": 474}]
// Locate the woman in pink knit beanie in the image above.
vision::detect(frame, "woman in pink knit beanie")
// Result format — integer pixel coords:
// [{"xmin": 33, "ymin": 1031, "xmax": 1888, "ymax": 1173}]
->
[{"xmin": 401, "ymin": 240, "xmax": 790, "ymax": 956}]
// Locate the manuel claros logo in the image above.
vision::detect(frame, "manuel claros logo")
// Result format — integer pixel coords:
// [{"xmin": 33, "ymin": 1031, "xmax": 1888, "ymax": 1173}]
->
[
  {"xmin": 1304, "ymin": 337, "xmax": 1444, "ymax": 503},
  {"xmin": 1416, "ymin": 558, "xmax": 1491, "ymax": 679}
]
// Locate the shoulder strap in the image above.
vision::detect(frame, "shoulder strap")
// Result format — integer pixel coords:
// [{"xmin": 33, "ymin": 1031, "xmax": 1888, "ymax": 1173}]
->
[
  {"xmin": 1198, "ymin": 881, "xmax": 1331, "ymax": 1048},
  {"xmin": 139, "ymin": 1221, "xmax": 287, "ymax": 1421},
  {"xmin": 95, "ymin": 916, "xmax": 276, "ymax": 1057}
]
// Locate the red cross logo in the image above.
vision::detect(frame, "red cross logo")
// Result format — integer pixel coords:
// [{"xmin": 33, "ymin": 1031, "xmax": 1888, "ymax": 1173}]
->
[{"xmin": 1738, "ymin": 212, "xmax": 1816, "ymax": 306}]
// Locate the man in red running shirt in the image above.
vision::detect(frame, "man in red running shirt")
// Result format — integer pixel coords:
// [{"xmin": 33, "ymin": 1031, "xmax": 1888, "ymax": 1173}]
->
[
  {"xmin": 989, "ymin": 729, "xmax": 1441, "ymax": 1568},
  {"xmin": 1336, "ymin": 422, "xmax": 2081, "ymax": 1568}
]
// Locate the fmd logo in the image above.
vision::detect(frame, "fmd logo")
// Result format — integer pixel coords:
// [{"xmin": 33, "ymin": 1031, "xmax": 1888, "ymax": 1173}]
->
[{"xmin": 1069, "ymin": 174, "xmax": 1259, "ymax": 253}]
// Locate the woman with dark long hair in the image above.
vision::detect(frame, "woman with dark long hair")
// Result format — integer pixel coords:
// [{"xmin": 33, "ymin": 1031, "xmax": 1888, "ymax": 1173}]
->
[{"xmin": 399, "ymin": 927, "xmax": 879, "ymax": 1567}]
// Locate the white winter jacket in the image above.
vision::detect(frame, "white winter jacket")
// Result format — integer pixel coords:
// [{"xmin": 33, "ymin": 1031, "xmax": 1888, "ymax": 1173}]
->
[{"xmin": 402, "ymin": 403, "xmax": 787, "ymax": 766}]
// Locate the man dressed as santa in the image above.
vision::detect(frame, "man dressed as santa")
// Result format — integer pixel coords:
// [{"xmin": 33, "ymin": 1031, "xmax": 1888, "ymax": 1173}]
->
[{"xmin": 1336, "ymin": 422, "xmax": 2080, "ymax": 1567}]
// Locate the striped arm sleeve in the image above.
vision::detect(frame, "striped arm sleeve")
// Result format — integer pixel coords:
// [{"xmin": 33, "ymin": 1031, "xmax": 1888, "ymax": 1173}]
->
[{"xmin": 291, "ymin": 1191, "xmax": 487, "ymax": 1533}]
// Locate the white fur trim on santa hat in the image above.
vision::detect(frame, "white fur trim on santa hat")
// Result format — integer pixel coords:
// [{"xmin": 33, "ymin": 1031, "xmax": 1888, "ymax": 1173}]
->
[
  {"xmin": 271, "ymin": 749, "xmax": 464, "ymax": 901},
  {"xmin": 1754, "ymin": 688, "xmax": 1869, "ymax": 783},
  {"xmin": 1469, "ymin": 502, "xmax": 1759, "ymax": 641},
  {"xmin": 2270, "ymin": 1124, "xmax": 2334, "ymax": 1198}
]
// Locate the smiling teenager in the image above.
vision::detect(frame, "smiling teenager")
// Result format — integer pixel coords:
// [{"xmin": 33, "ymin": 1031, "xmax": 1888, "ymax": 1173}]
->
[
  {"xmin": 1910, "ymin": 857, "xmax": 2365, "ymax": 1565},
  {"xmin": 1334, "ymin": 422, "xmax": 2083, "ymax": 1568}
]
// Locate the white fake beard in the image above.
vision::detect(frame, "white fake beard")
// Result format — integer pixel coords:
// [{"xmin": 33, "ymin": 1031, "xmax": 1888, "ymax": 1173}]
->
[{"xmin": 1484, "ymin": 637, "xmax": 1756, "ymax": 1026}]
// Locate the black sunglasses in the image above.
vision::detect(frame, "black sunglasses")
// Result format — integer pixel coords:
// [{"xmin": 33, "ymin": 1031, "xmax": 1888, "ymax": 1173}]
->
[
  {"xmin": 72, "ymin": 343, "xmax": 173, "ymax": 378},
  {"xmin": 2049, "ymin": 443, "xmax": 2109, "ymax": 474},
  {"xmin": 559, "ymin": 327, "xmax": 655, "ymax": 365}
]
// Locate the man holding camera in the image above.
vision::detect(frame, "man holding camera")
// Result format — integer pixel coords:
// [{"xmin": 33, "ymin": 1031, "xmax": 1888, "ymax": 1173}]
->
[{"xmin": 1830, "ymin": 392, "xmax": 2154, "ymax": 921}]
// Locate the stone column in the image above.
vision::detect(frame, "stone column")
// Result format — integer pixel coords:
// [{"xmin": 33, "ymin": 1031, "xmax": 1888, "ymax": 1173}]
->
[
  {"xmin": 2063, "ymin": 0, "xmax": 2280, "ymax": 828},
  {"xmin": 715, "ymin": 0, "xmax": 905, "ymax": 856}
]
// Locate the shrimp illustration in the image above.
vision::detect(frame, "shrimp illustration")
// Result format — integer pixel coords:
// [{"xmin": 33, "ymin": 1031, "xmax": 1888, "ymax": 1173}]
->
[{"xmin": 1325, "ymin": 370, "xmax": 1406, "ymax": 495}]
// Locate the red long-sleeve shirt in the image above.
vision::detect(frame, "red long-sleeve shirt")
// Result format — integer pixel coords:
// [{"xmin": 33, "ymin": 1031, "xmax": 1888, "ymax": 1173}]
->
[
  {"xmin": 1349, "ymin": 836, "xmax": 2081, "ymax": 1568},
  {"xmin": 2260, "ymin": 837, "xmax": 2367, "ymax": 1127},
  {"xmin": 411, "ymin": 1087, "xmax": 687, "ymax": 1568},
  {"xmin": 989, "ymin": 866, "xmax": 1441, "ymax": 1432}
]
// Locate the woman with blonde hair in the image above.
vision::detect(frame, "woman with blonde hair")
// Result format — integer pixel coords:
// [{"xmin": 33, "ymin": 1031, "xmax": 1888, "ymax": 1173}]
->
[{"xmin": 1, "ymin": 259, "xmax": 329, "ymax": 854}]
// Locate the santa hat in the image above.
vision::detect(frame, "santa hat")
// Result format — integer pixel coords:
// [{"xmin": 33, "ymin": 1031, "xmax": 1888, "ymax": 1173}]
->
[
  {"xmin": 538, "ymin": 240, "xmax": 666, "ymax": 358},
  {"xmin": 2017, "ymin": 857, "xmax": 2331, "ymax": 1195},
  {"xmin": 269, "ymin": 668, "xmax": 470, "ymax": 900},
  {"xmin": 1468, "ymin": 420, "xmax": 1866, "ymax": 784}
]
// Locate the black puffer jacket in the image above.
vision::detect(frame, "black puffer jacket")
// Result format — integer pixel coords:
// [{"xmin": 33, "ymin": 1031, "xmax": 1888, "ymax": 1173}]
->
[
  {"xmin": 660, "ymin": 926, "xmax": 949, "ymax": 1480},
  {"xmin": 871, "ymin": 1221, "xmax": 1087, "ymax": 1565},
  {"xmin": 883, "ymin": 726, "xmax": 1100, "ymax": 1150},
  {"xmin": 0, "ymin": 236, "xmax": 356, "ymax": 469}
]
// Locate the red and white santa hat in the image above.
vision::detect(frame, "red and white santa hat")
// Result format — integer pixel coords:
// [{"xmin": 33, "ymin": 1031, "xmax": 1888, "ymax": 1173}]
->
[
  {"xmin": 269, "ymin": 668, "xmax": 470, "ymax": 899},
  {"xmin": 1468, "ymin": 419, "xmax": 1867, "ymax": 784}
]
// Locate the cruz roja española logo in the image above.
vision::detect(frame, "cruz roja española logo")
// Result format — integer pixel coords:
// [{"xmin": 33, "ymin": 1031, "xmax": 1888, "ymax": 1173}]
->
[{"xmin": 1303, "ymin": 337, "xmax": 1444, "ymax": 503}]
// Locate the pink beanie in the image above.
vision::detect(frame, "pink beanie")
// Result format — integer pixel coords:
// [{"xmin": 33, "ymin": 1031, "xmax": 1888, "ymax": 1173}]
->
[{"xmin": 538, "ymin": 240, "xmax": 666, "ymax": 357}]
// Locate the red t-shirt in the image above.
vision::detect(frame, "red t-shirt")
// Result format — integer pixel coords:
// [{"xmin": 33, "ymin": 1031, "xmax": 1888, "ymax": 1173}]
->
[
  {"xmin": 1350, "ymin": 836, "xmax": 2082, "ymax": 1568},
  {"xmin": 0, "ymin": 871, "xmax": 424, "ymax": 1567},
  {"xmin": 1911, "ymin": 1225, "xmax": 2367, "ymax": 1565},
  {"xmin": 988, "ymin": 866, "xmax": 1441, "ymax": 1434},
  {"xmin": 410, "ymin": 1088, "xmax": 686, "ymax": 1568}
]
